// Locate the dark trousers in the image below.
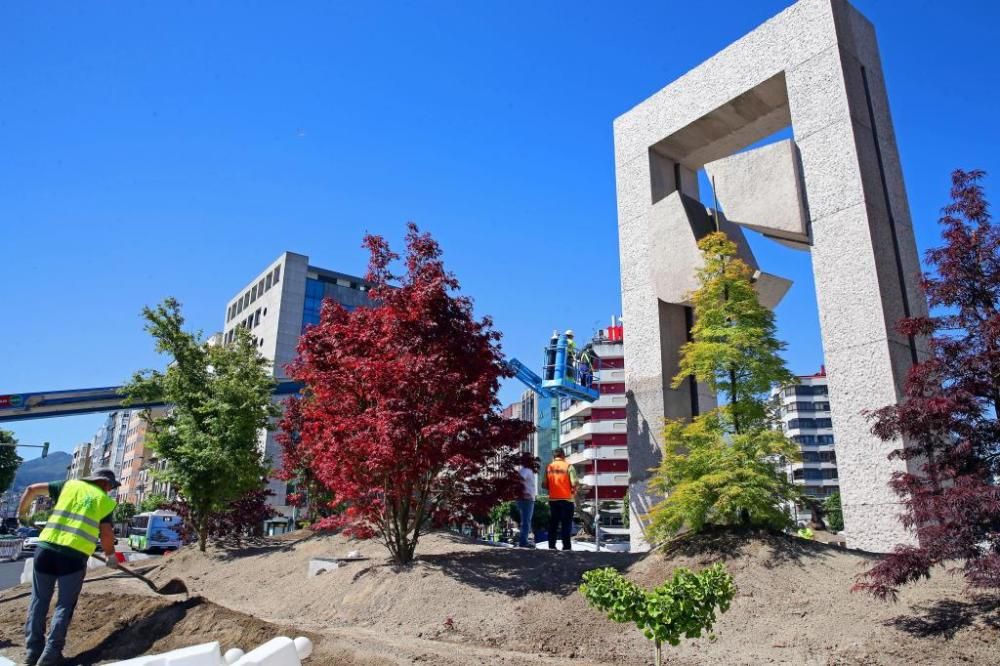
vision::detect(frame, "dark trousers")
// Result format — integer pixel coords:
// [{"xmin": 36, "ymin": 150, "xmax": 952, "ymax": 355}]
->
[{"xmin": 548, "ymin": 500, "xmax": 574, "ymax": 551}]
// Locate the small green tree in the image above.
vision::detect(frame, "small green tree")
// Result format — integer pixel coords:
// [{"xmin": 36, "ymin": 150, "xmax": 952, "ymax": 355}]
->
[
  {"xmin": 0, "ymin": 431, "xmax": 23, "ymax": 495},
  {"xmin": 648, "ymin": 233, "xmax": 800, "ymax": 540},
  {"xmin": 581, "ymin": 564, "xmax": 736, "ymax": 666},
  {"xmin": 113, "ymin": 501, "xmax": 136, "ymax": 526},
  {"xmin": 124, "ymin": 298, "xmax": 279, "ymax": 552},
  {"xmin": 824, "ymin": 492, "xmax": 844, "ymax": 532},
  {"xmin": 139, "ymin": 494, "xmax": 170, "ymax": 513},
  {"xmin": 28, "ymin": 510, "xmax": 50, "ymax": 527}
]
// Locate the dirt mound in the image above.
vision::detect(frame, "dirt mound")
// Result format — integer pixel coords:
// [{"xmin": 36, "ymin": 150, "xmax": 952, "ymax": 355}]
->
[
  {"xmin": 140, "ymin": 529, "xmax": 999, "ymax": 664},
  {"xmin": 0, "ymin": 592, "xmax": 321, "ymax": 665},
  {"xmin": 2, "ymin": 530, "xmax": 997, "ymax": 664}
]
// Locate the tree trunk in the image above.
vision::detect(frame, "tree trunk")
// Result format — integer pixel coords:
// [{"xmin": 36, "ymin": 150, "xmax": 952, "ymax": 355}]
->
[{"xmin": 654, "ymin": 639, "xmax": 662, "ymax": 666}]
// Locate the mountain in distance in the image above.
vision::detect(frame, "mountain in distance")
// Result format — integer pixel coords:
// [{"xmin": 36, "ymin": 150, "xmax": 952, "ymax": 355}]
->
[{"xmin": 10, "ymin": 452, "xmax": 72, "ymax": 492}]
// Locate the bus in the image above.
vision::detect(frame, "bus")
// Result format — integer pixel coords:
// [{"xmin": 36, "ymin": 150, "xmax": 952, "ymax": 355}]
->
[{"xmin": 128, "ymin": 510, "xmax": 184, "ymax": 553}]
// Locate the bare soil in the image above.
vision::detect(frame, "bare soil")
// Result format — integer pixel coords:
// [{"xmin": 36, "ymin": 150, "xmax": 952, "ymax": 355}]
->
[{"xmin": 0, "ymin": 529, "xmax": 997, "ymax": 665}]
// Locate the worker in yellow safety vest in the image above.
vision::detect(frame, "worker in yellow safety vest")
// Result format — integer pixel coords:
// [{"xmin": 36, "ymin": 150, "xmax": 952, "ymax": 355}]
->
[
  {"xmin": 541, "ymin": 448, "xmax": 578, "ymax": 551},
  {"xmin": 17, "ymin": 468, "xmax": 122, "ymax": 666}
]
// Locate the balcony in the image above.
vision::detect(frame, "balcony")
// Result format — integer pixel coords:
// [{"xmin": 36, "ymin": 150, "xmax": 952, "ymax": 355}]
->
[
  {"xmin": 578, "ymin": 472, "xmax": 630, "ymax": 488},
  {"xmin": 566, "ymin": 446, "xmax": 629, "ymax": 466},
  {"xmin": 561, "ymin": 419, "xmax": 627, "ymax": 445},
  {"xmin": 561, "ymin": 393, "xmax": 627, "ymax": 420}
]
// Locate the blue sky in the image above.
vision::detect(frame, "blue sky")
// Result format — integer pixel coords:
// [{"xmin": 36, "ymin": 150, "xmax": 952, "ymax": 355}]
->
[{"xmin": 2, "ymin": 1, "xmax": 999, "ymax": 455}]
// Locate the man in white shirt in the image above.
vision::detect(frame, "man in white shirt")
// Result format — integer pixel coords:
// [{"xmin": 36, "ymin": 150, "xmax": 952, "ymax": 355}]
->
[{"xmin": 516, "ymin": 455, "xmax": 539, "ymax": 548}]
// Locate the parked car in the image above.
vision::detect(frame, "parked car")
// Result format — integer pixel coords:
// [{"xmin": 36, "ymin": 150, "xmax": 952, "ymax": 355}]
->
[{"xmin": 19, "ymin": 528, "xmax": 40, "ymax": 556}]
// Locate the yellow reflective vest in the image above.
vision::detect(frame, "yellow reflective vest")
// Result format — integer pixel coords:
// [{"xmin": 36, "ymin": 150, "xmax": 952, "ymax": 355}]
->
[{"xmin": 39, "ymin": 480, "xmax": 117, "ymax": 557}]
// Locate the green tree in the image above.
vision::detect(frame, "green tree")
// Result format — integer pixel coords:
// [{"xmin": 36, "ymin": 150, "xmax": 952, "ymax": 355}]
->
[
  {"xmin": 113, "ymin": 501, "xmax": 137, "ymax": 525},
  {"xmin": 824, "ymin": 492, "xmax": 844, "ymax": 532},
  {"xmin": 139, "ymin": 494, "xmax": 170, "ymax": 513},
  {"xmin": 580, "ymin": 564, "xmax": 736, "ymax": 666},
  {"xmin": 0, "ymin": 431, "xmax": 23, "ymax": 495},
  {"xmin": 648, "ymin": 233, "xmax": 800, "ymax": 540},
  {"xmin": 124, "ymin": 298, "xmax": 279, "ymax": 552}
]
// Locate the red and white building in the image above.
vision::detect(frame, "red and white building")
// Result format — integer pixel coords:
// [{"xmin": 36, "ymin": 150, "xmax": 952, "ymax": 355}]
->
[{"xmin": 558, "ymin": 323, "xmax": 629, "ymax": 541}]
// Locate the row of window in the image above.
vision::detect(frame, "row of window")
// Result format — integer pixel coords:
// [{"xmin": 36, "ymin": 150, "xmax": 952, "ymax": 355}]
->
[
  {"xmin": 792, "ymin": 434, "xmax": 835, "ymax": 445},
  {"xmin": 227, "ymin": 265, "xmax": 281, "ymax": 323},
  {"xmin": 781, "ymin": 384, "xmax": 829, "ymax": 397},
  {"xmin": 785, "ymin": 401, "xmax": 831, "ymax": 413},
  {"xmin": 801, "ymin": 485, "xmax": 839, "ymax": 498},
  {"xmin": 225, "ymin": 306, "xmax": 268, "ymax": 345},
  {"xmin": 787, "ymin": 418, "xmax": 833, "ymax": 430},
  {"xmin": 793, "ymin": 468, "xmax": 839, "ymax": 480},
  {"xmin": 800, "ymin": 450, "xmax": 837, "ymax": 463}
]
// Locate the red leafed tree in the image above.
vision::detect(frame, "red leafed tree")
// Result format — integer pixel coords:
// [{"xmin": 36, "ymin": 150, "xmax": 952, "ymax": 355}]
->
[
  {"xmin": 856, "ymin": 170, "xmax": 1000, "ymax": 599},
  {"xmin": 275, "ymin": 395, "xmax": 329, "ymax": 524},
  {"xmin": 281, "ymin": 224, "xmax": 532, "ymax": 564}
]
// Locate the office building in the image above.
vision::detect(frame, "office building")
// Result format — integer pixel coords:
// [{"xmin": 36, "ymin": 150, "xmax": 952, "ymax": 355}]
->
[
  {"xmin": 222, "ymin": 252, "xmax": 373, "ymax": 513},
  {"xmin": 775, "ymin": 367, "xmax": 840, "ymax": 524}
]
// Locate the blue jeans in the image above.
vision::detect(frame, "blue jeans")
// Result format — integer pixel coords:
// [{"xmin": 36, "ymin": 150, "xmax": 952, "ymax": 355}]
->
[
  {"xmin": 25, "ymin": 560, "xmax": 86, "ymax": 658},
  {"xmin": 516, "ymin": 499, "xmax": 535, "ymax": 547}
]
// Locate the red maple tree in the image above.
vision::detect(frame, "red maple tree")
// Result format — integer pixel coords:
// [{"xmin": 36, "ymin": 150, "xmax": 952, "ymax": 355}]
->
[
  {"xmin": 281, "ymin": 224, "xmax": 532, "ymax": 564},
  {"xmin": 856, "ymin": 170, "xmax": 1000, "ymax": 599}
]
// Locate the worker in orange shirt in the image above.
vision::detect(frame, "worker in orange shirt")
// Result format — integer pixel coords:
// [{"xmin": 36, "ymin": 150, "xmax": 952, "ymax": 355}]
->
[{"xmin": 541, "ymin": 447, "xmax": 578, "ymax": 551}]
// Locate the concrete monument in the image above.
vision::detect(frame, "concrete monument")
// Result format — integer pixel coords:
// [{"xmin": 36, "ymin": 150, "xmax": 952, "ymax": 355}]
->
[{"xmin": 616, "ymin": 0, "xmax": 926, "ymax": 553}]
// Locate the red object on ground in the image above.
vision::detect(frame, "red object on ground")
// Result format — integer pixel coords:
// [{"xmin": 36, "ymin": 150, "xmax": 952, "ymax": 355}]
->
[{"xmin": 114, "ymin": 552, "xmax": 127, "ymax": 564}]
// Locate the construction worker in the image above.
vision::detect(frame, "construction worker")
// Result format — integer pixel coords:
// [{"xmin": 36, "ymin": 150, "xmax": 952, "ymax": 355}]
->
[
  {"xmin": 578, "ymin": 343, "xmax": 595, "ymax": 388},
  {"xmin": 565, "ymin": 330, "xmax": 577, "ymax": 382},
  {"xmin": 17, "ymin": 469, "xmax": 121, "ymax": 666},
  {"xmin": 541, "ymin": 447, "xmax": 578, "ymax": 551}
]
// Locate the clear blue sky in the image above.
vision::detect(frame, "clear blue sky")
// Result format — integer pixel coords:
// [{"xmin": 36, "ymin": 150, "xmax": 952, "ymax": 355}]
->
[{"xmin": 2, "ymin": 1, "xmax": 998, "ymax": 455}]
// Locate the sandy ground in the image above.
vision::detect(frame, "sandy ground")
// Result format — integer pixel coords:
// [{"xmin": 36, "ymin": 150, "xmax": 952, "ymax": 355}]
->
[{"xmin": 0, "ymin": 529, "xmax": 997, "ymax": 665}]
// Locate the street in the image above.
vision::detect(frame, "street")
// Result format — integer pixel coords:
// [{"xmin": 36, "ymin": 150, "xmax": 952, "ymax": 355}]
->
[{"xmin": 0, "ymin": 559, "xmax": 24, "ymax": 591}]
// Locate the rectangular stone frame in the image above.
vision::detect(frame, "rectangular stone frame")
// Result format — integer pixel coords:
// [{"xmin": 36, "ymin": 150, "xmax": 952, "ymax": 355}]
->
[{"xmin": 615, "ymin": 0, "xmax": 926, "ymax": 552}]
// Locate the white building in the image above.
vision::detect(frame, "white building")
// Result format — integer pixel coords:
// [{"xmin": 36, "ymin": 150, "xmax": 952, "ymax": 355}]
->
[
  {"xmin": 775, "ymin": 367, "xmax": 839, "ymax": 524},
  {"xmin": 559, "ymin": 323, "xmax": 629, "ymax": 543},
  {"xmin": 222, "ymin": 252, "xmax": 372, "ymax": 514},
  {"xmin": 66, "ymin": 442, "xmax": 92, "ymax": 480}
]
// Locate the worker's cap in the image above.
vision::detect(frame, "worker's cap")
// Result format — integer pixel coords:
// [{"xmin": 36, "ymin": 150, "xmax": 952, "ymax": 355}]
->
[
  {"xmin": 565, "ymin": 330, "xmax": 574, "ymax": 337},
  {"xmin": 84, "ymin": 468, "xmax": 121, "ymax": 489}
]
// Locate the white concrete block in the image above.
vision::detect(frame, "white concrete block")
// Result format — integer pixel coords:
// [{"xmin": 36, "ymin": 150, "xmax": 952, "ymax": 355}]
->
[
  {"xmin": 109, "ymin": 641, "xmax": 223, "ymax": 666},
  {"xmin": 307, "ymin": 558, "xmax": 340, "ymax": 577}
]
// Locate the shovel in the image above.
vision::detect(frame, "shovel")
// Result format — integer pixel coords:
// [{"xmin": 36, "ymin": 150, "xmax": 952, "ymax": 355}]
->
[{"xmin": 92, "ymin": 553, "xmax": 189, "ymax": 596}]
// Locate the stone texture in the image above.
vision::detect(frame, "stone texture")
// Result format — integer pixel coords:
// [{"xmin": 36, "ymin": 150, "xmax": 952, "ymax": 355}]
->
[
  {"xmin": 704, "ymin": 139, "xmax": 809, "ymax": 245},
  {"xmin": 615, "ymin": 0, "xmax": 925, "ymax": 553}
]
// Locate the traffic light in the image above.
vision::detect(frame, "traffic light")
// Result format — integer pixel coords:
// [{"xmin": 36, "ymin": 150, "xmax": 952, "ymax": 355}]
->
[{"xmin": 41, "ymin": 442, "xmax": 49, "ymax": 459}]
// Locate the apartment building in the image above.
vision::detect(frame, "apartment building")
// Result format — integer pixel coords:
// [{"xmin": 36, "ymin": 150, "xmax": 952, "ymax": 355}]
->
[
  {"xmin": 775, "ymin": 366, "xmax": 840, "ymax": 523},
  {"xmin": 66, "ymin": 442, "xmax": 92, "ymax": 480},
  {"xmin": 558, "ymin": 323, "xmax": 629, "ymax": 542}
]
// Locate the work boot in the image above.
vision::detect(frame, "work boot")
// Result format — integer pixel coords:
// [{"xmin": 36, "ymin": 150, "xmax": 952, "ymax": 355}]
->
[
  {"xmin": 24, "ymin": 649, "xmax": 41, "ymax": 666},
  {"xmin": 36, "ymin": 650, "xmax": 63, "ymax": 666}
]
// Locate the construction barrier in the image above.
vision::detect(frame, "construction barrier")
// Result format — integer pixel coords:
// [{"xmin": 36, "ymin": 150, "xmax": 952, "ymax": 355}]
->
[
  {"xmin": 0, "ymin": 538, "xmax": 23, "ymax": 560},
  {"xmin": 108, "ymin": 636, "xmax": 313, "ymax": 666}
]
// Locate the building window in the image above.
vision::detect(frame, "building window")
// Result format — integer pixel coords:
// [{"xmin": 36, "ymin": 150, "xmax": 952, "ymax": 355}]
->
[
  {"xmin": 266, "ymin": 273, "xmax": 273, "ymax": 290},
  {"xmin": 254, "ymin": 309, "xmax": 261, "ymax": 327},
  {"xmin": 813, "ymin": 401, "xmax": 830, "ymax": 411},
  {"xmin": 816, "ymin": 418, "xmax": 833, "ymax": 428},
  {"xmin": 258, "ymin": 278, "xmax": 265, "ymax": 296},
  {"xmin": 251, "ymin": 285, "xmax": 258, "ymax": 302},
  {"xmin": 817, "ymin": 434, "xmax": 835, "ymax": 445},
  {"xmin": 273, "ymin": 266, "xmax": 281, "ymax": 285}
]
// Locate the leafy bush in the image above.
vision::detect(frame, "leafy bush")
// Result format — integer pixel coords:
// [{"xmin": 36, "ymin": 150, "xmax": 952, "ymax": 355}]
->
[
  {"xmin": 580, "ymin": 564, "xmax": 736, "ymax": 665},
  {"xmin": 824, "ymin": 492, "xmax": 844, "ymax": 532}
]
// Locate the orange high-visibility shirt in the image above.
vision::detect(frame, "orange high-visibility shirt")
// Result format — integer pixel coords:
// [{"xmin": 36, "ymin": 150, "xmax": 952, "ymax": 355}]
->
[{"xmin": 546, "ymin": 459, "xmax": 576, "ymax": 500}]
